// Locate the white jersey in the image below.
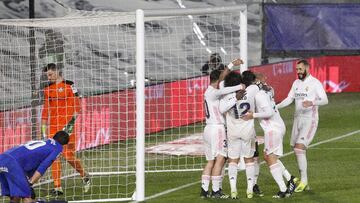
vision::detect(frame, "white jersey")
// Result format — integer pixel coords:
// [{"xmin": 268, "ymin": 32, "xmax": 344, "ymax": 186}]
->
[
  {"xmin": 220, "ymin": 84, "xmax": 260, "ymax": 140},
  {"xmin": 277, "ymin": 75, "xmax": 328, "ymax": 120},
  {"xmin": 254, "ymin": 90, "xmax": 285, "ymax": 134},
  {"xmin": 204, "ymin": 84, "xmax": 243, "ymax": 125}
]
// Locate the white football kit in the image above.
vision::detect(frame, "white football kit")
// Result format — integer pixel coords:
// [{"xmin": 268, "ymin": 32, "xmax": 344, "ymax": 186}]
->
[
  {"xmin": 253, "ymin": 90, "xmax": 286, "ymax": 156},
  {"xmin": 277, "ymin": 75, "xmax": 328, "ymax": 147},
  {"xmin": 219, "ymin": 84, "xmax": 259, "ymax": 159},
  {"xmin": 203, "ymin": 84, "xmax": 243, "ymax": 160}
]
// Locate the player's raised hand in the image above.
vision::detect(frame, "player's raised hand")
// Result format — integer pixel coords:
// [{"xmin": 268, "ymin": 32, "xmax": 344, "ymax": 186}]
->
[{"xmin": 231, "ymin": 58, "xmax": 244, "ymax": 66}]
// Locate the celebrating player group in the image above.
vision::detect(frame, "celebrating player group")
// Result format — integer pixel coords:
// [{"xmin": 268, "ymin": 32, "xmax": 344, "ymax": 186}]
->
[{"xmin": 200, "ymin": 58, "xmax": 328, "ymax": 199}]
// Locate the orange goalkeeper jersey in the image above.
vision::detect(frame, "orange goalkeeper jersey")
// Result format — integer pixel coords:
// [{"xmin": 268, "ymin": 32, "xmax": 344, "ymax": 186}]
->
[{"xmin": 42, "ymin": 80, "xmax": 81, "ymax": 136}]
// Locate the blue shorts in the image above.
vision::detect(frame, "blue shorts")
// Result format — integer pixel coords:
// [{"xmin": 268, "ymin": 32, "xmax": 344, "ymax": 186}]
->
[{"xmin": 0, "ymin": 154, "xmax": 31, "ymax": 198}]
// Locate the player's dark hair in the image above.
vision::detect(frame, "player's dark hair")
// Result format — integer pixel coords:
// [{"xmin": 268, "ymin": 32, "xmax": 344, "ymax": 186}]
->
[
  {"xmin": 242, "ymin": 70, "xmax": 256, "ymax": 87},
  {"xmin": 224, "ymin": 71, "xmax": 242, "ymax": 87},
  {"xmin": 53, "ymin": 131, "xmax": 70, "ymax": 145},
  {"xmin": 209, "ymin": 69, "xmax": 221, "ymax": 83},
  {"xmin": 43, "ymin": 63, "xmax": 63, "ymax": 75},
  {"xmin": 217, "ymin": 63, "xmax": 226, "ymax": 71},
  {"xmin": 297, "ymin": 59, "xmax": 309, "ymax": 67}
]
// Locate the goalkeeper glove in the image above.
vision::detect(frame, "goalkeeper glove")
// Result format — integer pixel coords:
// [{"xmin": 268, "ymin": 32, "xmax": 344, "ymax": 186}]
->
[
  {"xmin": 41, "ymin": 124, "xmax": 47, "ymax": 139},
  {"xmin": 62, "ymin": 115, "xmax": 77, "ymax": 134}
]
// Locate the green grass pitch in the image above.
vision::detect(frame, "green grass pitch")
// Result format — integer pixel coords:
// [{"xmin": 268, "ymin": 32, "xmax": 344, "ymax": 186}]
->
[
  {"xmin": 2, "ymin": 92, "xmax": 358, "ymax": 203},
  {"xmin": 143, "ymin": 92, "xmax": 360, "ymax": 203}
]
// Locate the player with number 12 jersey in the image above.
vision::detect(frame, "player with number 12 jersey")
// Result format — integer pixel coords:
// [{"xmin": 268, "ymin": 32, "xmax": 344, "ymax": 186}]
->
[{"xmin": 221, "ymin": 84, "xmax": 259, "ymax": 143}]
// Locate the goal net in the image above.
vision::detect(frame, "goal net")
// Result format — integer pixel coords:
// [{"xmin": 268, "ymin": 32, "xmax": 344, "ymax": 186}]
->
[{"xmin": 0, "ymin": 5, "xmax": 247, "ymax": 202}]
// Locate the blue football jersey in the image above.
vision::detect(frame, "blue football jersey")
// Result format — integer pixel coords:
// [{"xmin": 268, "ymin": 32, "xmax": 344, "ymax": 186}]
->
[{"xmin": 4, "ymin": 139, "xmax": 63, "ymax": 176}]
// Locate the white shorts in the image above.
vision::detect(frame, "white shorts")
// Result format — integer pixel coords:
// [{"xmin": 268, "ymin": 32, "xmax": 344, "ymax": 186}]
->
[
  {"xmin": 290, "ymin": 116, "xmax": 318, "ymax": 148},
  {"xmin": 203, "ymin": 124, "xmax": 227, "ymax": 160},
  {"xmin": 227, "ymin": 119, "xmax": 255, "ymax": 141},
  {"xmin": 228, "ymin": 131, "xmax": 256, "ymax": 159},
  {"xmin": 264, "ymin": 128, "xmax": 284, "ymax": 156}
]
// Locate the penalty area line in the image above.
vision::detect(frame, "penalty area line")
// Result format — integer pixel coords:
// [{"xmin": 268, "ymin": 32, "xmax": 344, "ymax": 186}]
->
[{"xmin": 134, "ymin": 129, "xmax": 360, "ymax": 202}]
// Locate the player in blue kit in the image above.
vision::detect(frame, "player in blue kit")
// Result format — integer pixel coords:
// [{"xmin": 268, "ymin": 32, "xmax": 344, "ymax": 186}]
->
[{"xmin": 0, "ymin": 131, "xmax": 69, "ymax": 203}]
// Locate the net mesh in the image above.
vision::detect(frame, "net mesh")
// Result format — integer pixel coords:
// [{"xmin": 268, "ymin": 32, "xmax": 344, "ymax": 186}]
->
[{"xmin": 0, "ymin": 7, "xmax": 243, "ymax": 201}]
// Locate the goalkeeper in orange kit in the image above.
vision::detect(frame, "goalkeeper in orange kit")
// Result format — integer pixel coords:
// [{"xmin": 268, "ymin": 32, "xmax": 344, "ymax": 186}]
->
[{"xmin": 41, "ymin": 63, "xmax": 90, "ymax": 196}]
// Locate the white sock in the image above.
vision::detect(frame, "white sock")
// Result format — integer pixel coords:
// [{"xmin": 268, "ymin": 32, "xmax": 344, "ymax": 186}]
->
[
  {"xmin": 211, "ymin": 176, "xmax": 221, "ymax": 192},
  {"xmin": 228, "ymin": 162, "xmax": 238, "ymax": 192},
  {"xmin": 270, "ymin": 163, "xmax": 287, "ymax": 192},
  {"xmin": 253, "ymin": 157, "xmax": 260, "ymax": 184},
  {"xmin": 277, "ymin": 160, "xmax": 291, "ymax": 181},
  {"xmin": 294, "ymin": 148, "xmax": 308, "ymax": 184},
  {"xmin": 245, "ymin": 162, "xmax": 255, "ymax": 193},
  {"xmin": 201, "ymin": 175, "xmax": 210, "ymax": 191}
]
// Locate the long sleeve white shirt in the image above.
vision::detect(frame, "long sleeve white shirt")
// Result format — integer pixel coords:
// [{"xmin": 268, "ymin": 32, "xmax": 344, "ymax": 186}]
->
[
  {"xmin": 277, "ymin": 74, "xmax": 328, "ymax": 119},
  {"xmin": 254, "ymin": 90, "xmax": 286, "ymax": 133}
]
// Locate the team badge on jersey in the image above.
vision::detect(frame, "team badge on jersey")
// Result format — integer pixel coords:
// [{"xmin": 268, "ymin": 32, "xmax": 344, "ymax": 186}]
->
[
  {"xmin": 71, "ymin": 85, "xmax": 78, "ymax": 94},
  {"xmin": 58, "ymin": 87, "xmax": 64, "ymax": 92}
]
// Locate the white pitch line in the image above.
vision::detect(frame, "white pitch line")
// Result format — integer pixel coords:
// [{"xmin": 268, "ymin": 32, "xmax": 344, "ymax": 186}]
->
[
  {"xmin": 311, "ymin": 147, "xmax": 360, "ymax": 150},
  {"xmin": 136, "ymin": 129, "xmax": 360, "ymax": 202}
]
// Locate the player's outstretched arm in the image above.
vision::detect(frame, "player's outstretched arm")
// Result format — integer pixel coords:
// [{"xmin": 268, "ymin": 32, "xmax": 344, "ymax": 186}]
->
[
  {"xmin": 243, "ymin": 92, "xmax": 274, "ymax": 120},
  {"xmin": 277, "ymin": 82, "xmax": 295, "ymax": 109},
  {"xmin": 253, "ymin": 106, "xmax": 274, "ymax": 119},
  {"xmin": 29, "ymin": 171, "xmax": 42, "ymax": 186},
  {"xmin": 219, "ymin": 93, "xmax": 237, "ymax": 114},
  {"xmin": 215, "ymin": 84, "xmax": 245, "ymax": 97},
  {"xmin": 276, "ymin": 96, "xmax": 293, "ymax": 109},
  {"xmin": 227, "ymin": 58, "xmax": 243, "ymax": 70}
]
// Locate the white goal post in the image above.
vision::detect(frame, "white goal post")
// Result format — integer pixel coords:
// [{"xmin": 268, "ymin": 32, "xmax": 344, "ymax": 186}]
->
[{"xmin": 0, "ymin": 5, "xmax": 247, "ymax": 203}]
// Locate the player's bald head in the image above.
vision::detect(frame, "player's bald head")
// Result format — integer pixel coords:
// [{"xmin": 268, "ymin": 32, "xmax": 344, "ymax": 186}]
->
[{"xmin": 255, "ymin": 72, "xmax": 267, "ymax": 83}]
